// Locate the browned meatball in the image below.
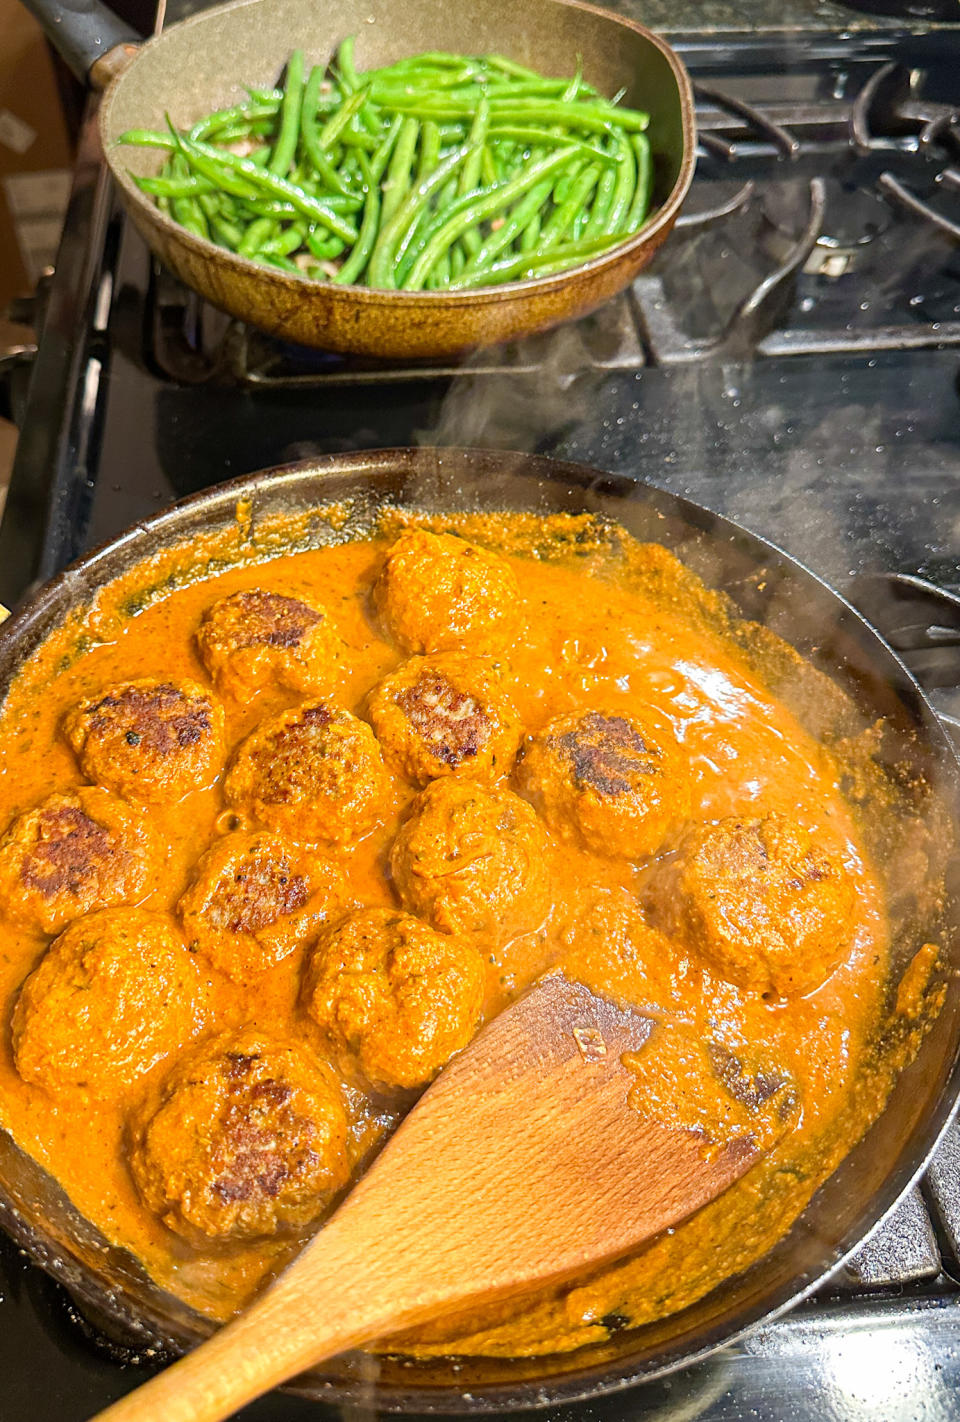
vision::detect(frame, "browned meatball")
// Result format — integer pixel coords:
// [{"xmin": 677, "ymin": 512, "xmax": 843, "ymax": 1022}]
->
[
  {"xmin": 63, "ymin": 680, "xmax": 225, "ymax": 804},
  {"xmin": 196, "ymin": 588, "xmax": 344, "ymax": 700},
  {"xmin": 643, "ymin": 813, "xmax": 858, "ymax": 998},
  {"xmin": 177, "ymin": 831, "xmax": 344, "ymax": 981},
  {"xmin": 368, "ymin": 654, "xmax": 522, "ymax": 786},
  {"xmin": 374, "ymin": 528, "xmax": 520, "ymax": 656},
  {"xmin": 0, "ymin": 788, "xmax": 160, "ymax": 935},
  {"xmin": 302, "ymin": 908, "xmax": 485, "ymax": 1093},
  {"xmin": 517, "ymin": 709, "xmax": 690, "ymax": 859},
  {"xmin": 129, "ymin": 1032, "xmax": 350, "ymax": 1243},
  {"xmin": 224, "ymin": 702, "xmax": 391, "ymax": 845},
  {"xmin": 12, "ymin": 908, "xmax": 203, "ymax": 1094},
  {"xmin": 391, "ymin": 779, "xmax": 550, "ymax": 944}
]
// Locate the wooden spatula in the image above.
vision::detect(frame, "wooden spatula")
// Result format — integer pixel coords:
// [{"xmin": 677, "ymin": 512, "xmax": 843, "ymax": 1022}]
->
[{"xmin": 93, "ymin": 974, "xmax": 758, "ymax": 1422}]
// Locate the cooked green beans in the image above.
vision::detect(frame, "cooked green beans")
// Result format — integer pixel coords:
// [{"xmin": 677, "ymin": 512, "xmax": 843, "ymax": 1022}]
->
[{"xmin": 119, "ymin": 43, "xmax": 657, "ymax": 288}]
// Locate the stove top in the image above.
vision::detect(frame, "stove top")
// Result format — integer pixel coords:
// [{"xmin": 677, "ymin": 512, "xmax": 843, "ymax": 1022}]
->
[{"xmin": 3, "ymin": 11, "xmax": 960, "ymax": 1420}]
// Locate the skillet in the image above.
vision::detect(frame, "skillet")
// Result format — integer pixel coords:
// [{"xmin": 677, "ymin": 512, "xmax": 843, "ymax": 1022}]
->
[
  {"xmin": 0, "ymin": 447, "xmax": 958, "ymax": 1414},
  {"xmin": 19, "ymin": 0, "xmax": 695, "ymax": 359}
]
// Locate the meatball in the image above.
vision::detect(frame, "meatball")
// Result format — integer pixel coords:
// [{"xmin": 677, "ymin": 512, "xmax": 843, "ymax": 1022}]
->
[
  {"xmin": 129, "ymin": 1032, "xmax": 350, "ymax": 1243},
  {"xmin": 196, "ymin": 588, "xmax": 344, "ymax": 700},
  {"xmin": 643, "ymin": 813, "xmax": 858, "ymax": 998},
  {"xmin": 224, "ymin": 701, "xmax": 391, "ymax": 845},
  {"xmin": 517, "ymin": 709, "xmax": 689, "ymax": 859},
  {"xmin": 302, "ymin": 908, "xmax": 485, "ymax": 1093},
  {"xmin": 12, "ymin": 908, "xmax": 203, "ymax": 1094},
  {"xmin": 0, "ymin": 787, "xmax": 160, "ymax": 935},
  {"xmin": 391, "ymin": 779, "xmax": 550, "ymax": 944},
  {"xmin": 177, "ymin": 830, "xmax": 344, "ymax": 981},
  {"xmin": 63, "ymin": 679, "xmax": 225, "ymax": 804},
  {"xmin": 368, "ymin": 654, "xmax": 522, "ymax": 786},
  {"xmin": 374, "ymin": 528, "xmax": 519, "ymax": 656},
  {"xmin": 561, "ymin": 890, "xmax": 688, "ymax": 1018}
]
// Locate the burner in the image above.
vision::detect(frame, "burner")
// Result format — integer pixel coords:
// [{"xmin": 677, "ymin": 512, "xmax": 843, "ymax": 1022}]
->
[{"xmin": 853, "ymin": 62, "xmax": 960, "ymax": 243}]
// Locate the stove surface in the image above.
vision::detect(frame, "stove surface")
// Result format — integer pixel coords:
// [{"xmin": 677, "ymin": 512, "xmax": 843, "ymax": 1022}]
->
[{"xmin": 3, "ymin": 8, "xmax": 960, "ymax": 1420}]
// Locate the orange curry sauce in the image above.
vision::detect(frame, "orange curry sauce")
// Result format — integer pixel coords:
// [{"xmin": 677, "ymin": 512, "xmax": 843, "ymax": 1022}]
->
[{"xmin": 0, "ymin": 510, "xmax": 927, "ymax": 1358}]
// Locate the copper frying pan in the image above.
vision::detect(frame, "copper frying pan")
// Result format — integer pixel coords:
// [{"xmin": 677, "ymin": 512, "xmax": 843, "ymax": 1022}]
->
[{"xmin": 20, "ymin": 0, "xmax": 695, "ymax": 358}]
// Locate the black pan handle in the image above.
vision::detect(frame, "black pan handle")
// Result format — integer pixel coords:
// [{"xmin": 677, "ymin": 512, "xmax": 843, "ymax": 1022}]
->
[{"xmin": 17, "ymin": 0, "xmax": 140, "ymax": 87}]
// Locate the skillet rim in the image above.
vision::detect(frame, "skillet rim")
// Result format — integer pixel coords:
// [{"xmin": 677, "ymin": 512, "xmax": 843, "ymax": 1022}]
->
[{"xmin": 1, "ymin": 446, "xmax": 959, "ymax": 1415}]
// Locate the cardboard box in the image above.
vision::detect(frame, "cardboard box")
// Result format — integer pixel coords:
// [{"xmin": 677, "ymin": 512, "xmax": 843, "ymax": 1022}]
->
[{"xmin": 0, "ymin": 0, "xmax": 74, "ymax": 309}]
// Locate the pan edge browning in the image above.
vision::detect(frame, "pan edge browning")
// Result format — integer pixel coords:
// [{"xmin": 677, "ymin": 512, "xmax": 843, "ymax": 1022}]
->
[{"xmin": 0, "ymin": 451, "xmax": 957, "ymax": 1413}]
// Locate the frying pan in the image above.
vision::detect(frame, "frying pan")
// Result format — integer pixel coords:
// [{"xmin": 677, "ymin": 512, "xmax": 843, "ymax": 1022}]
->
[
  {"xmin": 0, "ymin": 449, "xmax": 958, "ymax": 1414},
  {"xmin": 19, "ymin": 0, "xmax": 695, "ymax": 359}
]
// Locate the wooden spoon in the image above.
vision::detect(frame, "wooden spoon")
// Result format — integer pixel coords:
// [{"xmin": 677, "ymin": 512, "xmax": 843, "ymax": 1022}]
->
[{"xmin": 93, "ymin": 973, "xmax": 759, "ymax": 1422}]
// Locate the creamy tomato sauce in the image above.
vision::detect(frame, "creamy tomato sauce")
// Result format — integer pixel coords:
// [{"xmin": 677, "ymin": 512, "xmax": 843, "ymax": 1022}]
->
[{"xmin": 0, "ymin": 509, "xmax": 937, "ymax": 1358}]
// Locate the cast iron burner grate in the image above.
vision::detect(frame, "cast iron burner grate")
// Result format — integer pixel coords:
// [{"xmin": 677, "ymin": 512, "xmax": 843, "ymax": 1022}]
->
[{"xmin": 143, "ymin": 60, "xmax": 960, "ymax": 385}]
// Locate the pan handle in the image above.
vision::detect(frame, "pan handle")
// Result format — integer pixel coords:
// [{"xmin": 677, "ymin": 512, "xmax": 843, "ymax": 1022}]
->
[{"xmin": 17, "ymin": 0, "xmax": 140, "ymax": 89}]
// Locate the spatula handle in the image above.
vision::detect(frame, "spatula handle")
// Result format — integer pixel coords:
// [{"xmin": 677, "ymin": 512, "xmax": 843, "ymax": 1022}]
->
[{"xmin": 90, "ymin": 1222, "xmax": 399, "ymax": 1422}]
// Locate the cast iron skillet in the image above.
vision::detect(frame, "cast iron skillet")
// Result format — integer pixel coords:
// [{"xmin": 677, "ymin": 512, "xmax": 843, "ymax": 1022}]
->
[
  {"xmin": 20, "ymin": 0, "xmax": 694, "ymax": 359},
  {"xmin": 0, "ymin": 448, "xmax": 958, "ymax": 1414}
]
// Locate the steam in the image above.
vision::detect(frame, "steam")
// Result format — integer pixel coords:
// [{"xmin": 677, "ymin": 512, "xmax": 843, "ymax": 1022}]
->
[{"xmin": 415, "ymin": 320, "xmax": 612, "ymax": 453}]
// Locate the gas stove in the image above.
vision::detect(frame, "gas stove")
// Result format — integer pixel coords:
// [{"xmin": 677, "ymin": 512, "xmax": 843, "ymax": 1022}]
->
[{"xmin": 3, "ymin": 9, "xmax": 960, "ymax": 1421}]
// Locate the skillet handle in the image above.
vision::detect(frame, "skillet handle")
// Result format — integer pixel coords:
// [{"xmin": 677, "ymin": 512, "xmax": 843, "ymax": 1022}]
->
[{"xmin": 16, "ymin": 0, "xmax": 140, "ymax": 89}]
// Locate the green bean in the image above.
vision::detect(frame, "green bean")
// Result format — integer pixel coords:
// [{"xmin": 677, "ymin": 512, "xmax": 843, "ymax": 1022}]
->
[
  {"xmin": 127, "ymin": 43, "xmax": 658, "ymax": 287},
  {"xmin": 369, "ymin": 142, "xmax": 471, "ymax": 288},
  {"xmin": 338, "ymin": 35, "xmax": 361, "ymax": 92},
  {"xmin": 369, "ymin": 115, "xmax": 403, "ymax": 183},
  {"xmin": 431, "ymin": 250, "xmax": 451, "ymax": 287},
  {"xmin": 519, "ymin": 210, "xmax": 541, "ymax": 252},
  {"xmin": 238, "ymin": 216, "xmax": 276, "ymax": 257},
  {"xmin": 316, "ymin": 89, "xmax": 370, "ymax": 152},
  {"xmin": 463, "ymin": 176, "xmax": 553, "ymax": 273},
  {"xmin": 418, "ymin": 121, "xmax": 441, "ymax": 181},
  {"xmin": 458, "ymin": 97, "xmax": 489, "ymax": 256},
  {"xmin": 339, "ymin": 123, "xmax": 379, "ymax": 150},
  {"xmin": 382, "ymin": 98, "xmax": 649, "ymax": 135},
  {"xmin": 269, "ymin": 48, "xmax": 304, "ymax": 177},
  {"xmin": 380, "ymin": 116, "xmax": 419, "ymax": 226},
  {"xmin": 539, "ymin": 161, "xmax": 601, "ymax": 248},
  {"xmin": 446, "ymin": 231, "xmax": 620, "ymax": 288},
  {"xmin": 480, "ymin": 143, "xmax": 498, "ymax": 187},
  {"xmin": 403, "ymin": 146, "xmax": 577, "ymax": 290},
  {"xmin": 209, "ymin": 213, "xmax": 244, "ymax": 248},
  {"xmin": 173, "ymin": 131, "xmax": 359, "ymax": 242},
  {"xmin": 259, "ymin": 251, "xmax": 301, "ymax": 273},
  {"xmin": 265, "ymin": 223, "xmax": 312, "ymax": 257},
  {"xmin": 625, "ymin": 132, "xmax": 653, "ymax": 231},
  {"xmin": 604, "ymin": 131, "xmax": 636, "ymax": 234},
  {"xmin": 485, "ymin": 54, "xmax": 545, "ymax": 82},
  {"xmin": 335, "ymin": 38, "xmax": 382, "ymax": 136},
  {"xmin": 305, "ymin": 230, "xmax": 346, "ymax": 260},
  {"xmin": 561, "ymin": 59, "xmax": 583, "ymax": 103},
  {"xmin": 189, "ymin": 100, "xmax": 279, "ymax": 142},
  {"xmin": 172, "ymin": 197, "xmax": 209, "ymax": 239},
  {"xmin": 486, "ymin": 125, "xmax": 617, "ymax": 163},
  {"xmin": 117, "ymin": 128, "xmax": 178, "ymax": 150},
  {"xmin": 334, "ymin": 181, "xmax": 380, "ymax": 284},
  {"xmin": 134, "ymin": 173, "xmax": 216, "ymax": 198},
  {"xmin": 301, "ymin": 65, "xmax": 355, "ymax": 196},
  {"xmin": 584, "ymin": 162, "xmax": 617, "ymax": 239}
]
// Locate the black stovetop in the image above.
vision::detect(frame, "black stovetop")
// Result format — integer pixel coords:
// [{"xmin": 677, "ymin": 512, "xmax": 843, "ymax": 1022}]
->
[{"xmin": 4, "ymin": 10, "xmax": 960, "ymax": 1421}]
